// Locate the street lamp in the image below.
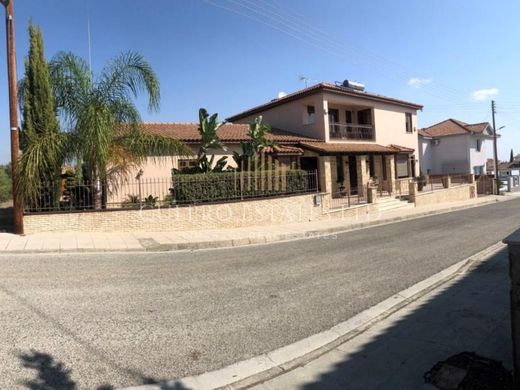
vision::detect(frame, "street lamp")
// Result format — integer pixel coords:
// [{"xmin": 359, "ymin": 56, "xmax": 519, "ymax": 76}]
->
[{"xmin": 0, "ymin": 0, "xmax": 23, "ymax": 234}]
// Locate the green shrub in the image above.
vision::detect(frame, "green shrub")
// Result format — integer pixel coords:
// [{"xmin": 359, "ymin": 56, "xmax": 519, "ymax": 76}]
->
[
  {"xmin": 122, "ymin": 194, "xmax": 140, "ymax": 208},
  {"xmin": 0, "ymin": 165, "xmax": 11, "ymax": 203},
  {"xmin": 170, "ymin": 169, "xmax": 310, "ymax": 204}
]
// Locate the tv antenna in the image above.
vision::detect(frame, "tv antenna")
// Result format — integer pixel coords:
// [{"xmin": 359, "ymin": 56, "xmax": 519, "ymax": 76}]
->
[{"xmin": 299, "ymin": 75, "xmax": 310, "ymax": 88}]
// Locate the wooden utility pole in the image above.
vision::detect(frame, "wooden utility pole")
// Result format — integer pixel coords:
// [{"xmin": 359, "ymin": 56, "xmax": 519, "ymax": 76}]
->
[
  {"xmin": 2, "ymin": 0, "xmax": 23, "ymax": 234},
  {"xmin": 491, "ymin": 100, "xmax": 500, "ymax": 196}
]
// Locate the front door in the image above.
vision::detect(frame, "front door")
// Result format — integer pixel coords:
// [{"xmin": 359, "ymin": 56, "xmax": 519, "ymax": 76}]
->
[
  {"xmin": 300, "ymin": 157, "xmax": 318, "ymax": 172},
  {"xmin": 348, "ymin": 155, "xmax": 358, "ymax": 193}
]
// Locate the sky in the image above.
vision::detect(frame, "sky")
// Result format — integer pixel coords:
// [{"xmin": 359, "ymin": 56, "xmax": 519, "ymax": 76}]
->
[{"xmin": 0, "ymin": 0, "xmax": 519, "ymax": 163}]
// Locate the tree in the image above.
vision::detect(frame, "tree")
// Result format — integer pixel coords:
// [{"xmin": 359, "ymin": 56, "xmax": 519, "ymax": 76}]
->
[
  {"xmin": 46, "ymin": 51, "xmax": 190, "ymax": 208},
  {"xmin": 510, "ymin": 148, "xmax": 514, "ymax": 163},
  {"xmin": 195, "ymin": 108, "xmax": 227, "ymax": 173},
  {"xmin": 18, "ymin": 22, "xmax": 64, "ymax": 204},
  {"xmin": 0, "ymin": 165, "xmax": 11, "ymax": 203}
]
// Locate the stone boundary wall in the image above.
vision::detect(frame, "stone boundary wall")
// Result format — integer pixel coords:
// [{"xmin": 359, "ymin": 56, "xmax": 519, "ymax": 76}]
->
[
  {"xmin": 24, "ymin": 194, "xmax": 324, "ymax": 233},
  {"xmin": 411, "ymin": 184, "xmax": 476, "ymax": 207}
]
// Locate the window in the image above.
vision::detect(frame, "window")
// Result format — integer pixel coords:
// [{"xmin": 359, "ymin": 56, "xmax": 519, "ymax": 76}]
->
[
  {"xmin": 345, "ymin": 110, "xmax": 353, "ymax": 124},
  {"xmin": 328, "ymin": 108, "xmax": 339, "ymax": 123},
  {"xmin": 476, "ymin": 139, "xmax": 482, "ymax": 152},
  {"xmin": 178, "ymin": 159, "xmax": 198, "ymax": 170},
  {"xmin": 357, "ymin": 109, "xmax": 372, "ymax": 125},
  {"xmin": 305, "ymin": 105, "xmax": 315, "ymax": 124},
  {"xmin": 328, "ymin": 108, "xmax": 339, "ymax": 135},
  {"xmin": 405, "ymin": 113, "xmax": 413, "ymax": 133},
  {"xmin": 473, "ymin": 166, "xmax": 483, "ymax": 175}
]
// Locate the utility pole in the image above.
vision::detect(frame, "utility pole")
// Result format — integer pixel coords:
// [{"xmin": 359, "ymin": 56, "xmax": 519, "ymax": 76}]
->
[
  {"xmin": 491, "ymin": 100, "xmax": 500, "ymax": 196},
  {"xmin": 1, "ymin": 0, "xmax": 23, "ymax": 234}
]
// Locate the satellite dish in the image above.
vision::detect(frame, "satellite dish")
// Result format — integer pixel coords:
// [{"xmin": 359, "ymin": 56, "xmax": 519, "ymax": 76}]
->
[{"xmin": 277, "ymin": 91, "xmax": 287, "ymax": 99}]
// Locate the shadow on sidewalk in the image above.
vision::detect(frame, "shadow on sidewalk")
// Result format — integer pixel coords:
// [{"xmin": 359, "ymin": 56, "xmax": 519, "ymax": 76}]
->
[{"xmin": 294, "ymin": 249, "xmax": 512, "ymax": 390}]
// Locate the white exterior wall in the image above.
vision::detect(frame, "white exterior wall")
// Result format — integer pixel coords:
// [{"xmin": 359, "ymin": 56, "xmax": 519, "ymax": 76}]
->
[
  {"xmin": 419, "ymin": 138, "xmax": 433, "ymax": 175},
  {"xmin": 467, "ymin": 136, "xmax": 488, "ymax": 174},
  {"xmin": 420, "ymin": 134, "xmax": 469, "ymax": 174},
  {"xmin": 419, "ymin": 134, "xmax": 489, "ymax": 175}
]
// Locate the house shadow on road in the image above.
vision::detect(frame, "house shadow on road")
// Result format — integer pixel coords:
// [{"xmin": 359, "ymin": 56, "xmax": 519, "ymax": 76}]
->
[{"xmin": 269, "ymin": 248, "xmax": 513, "ymax": 390}]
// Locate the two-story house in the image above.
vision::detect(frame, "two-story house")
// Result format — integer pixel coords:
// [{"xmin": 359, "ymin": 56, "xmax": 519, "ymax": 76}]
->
[
  {"xmin": 226, "ymin": 81, "xmax": 423, "ymax": 196},
  {"xmin": 128, "ymin": 81, "xmax": 422, "ymax": 200},
  {"xmin": 418, "ymin": 119, "xmax": 494, "ymax": 175}
]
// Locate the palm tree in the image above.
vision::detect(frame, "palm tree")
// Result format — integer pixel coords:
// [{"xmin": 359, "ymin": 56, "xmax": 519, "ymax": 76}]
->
[{"xmin": 23, "ymin": 51, "xmax": 190, "ymax": 208}]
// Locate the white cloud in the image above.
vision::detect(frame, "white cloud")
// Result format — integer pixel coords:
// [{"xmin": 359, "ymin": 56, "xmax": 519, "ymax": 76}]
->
[
  {"xmin": 471, "ymin": 88, "xmax": 499, "ymax": 101},
  {"xmin": 408, "ymin": 77, "xmax": 432, "ymax": 88}
]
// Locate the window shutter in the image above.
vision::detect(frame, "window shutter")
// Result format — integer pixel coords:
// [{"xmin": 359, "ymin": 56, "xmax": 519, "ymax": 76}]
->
[{"xmin": 396, "ymin": 154, "xmax": 409, "ymax": 177}]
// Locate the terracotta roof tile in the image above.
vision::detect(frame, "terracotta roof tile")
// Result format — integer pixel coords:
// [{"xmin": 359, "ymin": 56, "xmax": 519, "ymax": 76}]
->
[
  {"xmin": 262, "ymin": 145, "xmax": 304, "ymax": 155},
  {"xmin": 299, "ymin": 142, "xmax": 395, "ymax": 154},
  {"xmin": 420, "ymin": 119, "xmax": 491, "ymax": 137},
  {"xmin": 140, "ymin": 122, "xmax": 317, "ymax": 144},
  {"xmin": 387, "ymin": 144, "xmax": 414, "ymax": 153}
]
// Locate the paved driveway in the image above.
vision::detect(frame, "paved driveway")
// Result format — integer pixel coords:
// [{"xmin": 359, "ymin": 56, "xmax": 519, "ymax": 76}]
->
[{"xmin": 1, "ymin": 199, "xmax": 519, "ymax": 389}]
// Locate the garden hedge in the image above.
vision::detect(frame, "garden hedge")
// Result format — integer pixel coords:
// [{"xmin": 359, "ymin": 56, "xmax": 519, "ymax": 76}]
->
[{"xmin": 170, "ymin": 169, "xmax": 311, "ymax": 204}]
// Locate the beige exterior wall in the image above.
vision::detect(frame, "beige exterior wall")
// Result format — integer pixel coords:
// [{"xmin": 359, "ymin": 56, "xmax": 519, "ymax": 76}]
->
[
  {"xmin": 410, "ymin": 184, "xmax": 476, "ymax": 207},
  {"xmin": 233, "ymin": 93, "xmax": 327, "ymax": 140},
  {"xmin": 24, "ymin": 193, "xmax": 324, "ymax": 233},
  {"xmin": 234, "ymin": 91, "xmax": 421, "ymax": 177},
  {"xmin": 107, "ymin": 145, "xmax": 241, "ymax": 206}
]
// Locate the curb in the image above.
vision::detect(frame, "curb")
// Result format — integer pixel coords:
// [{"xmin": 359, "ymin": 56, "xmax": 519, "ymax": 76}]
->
[
  {"xmin": 121, "ymin": 241, "xmax": 506, "ymax": 390},
  {"xmin": 0, "ymin": 196, "xmax": 511, "ymax": 255}
]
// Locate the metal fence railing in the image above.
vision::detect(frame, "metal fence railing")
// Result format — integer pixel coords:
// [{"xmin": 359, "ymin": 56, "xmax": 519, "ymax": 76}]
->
[
  {"xmin": 416, "ymin": 174, "xmax": 472, "ymax": 193},
  {"xmin": 23, "ymin": 169, "xmax": 319, "ymax": 214},
  {"xmin": 329, "ymin": 186, "xmax": 367, "ymax": 209}
]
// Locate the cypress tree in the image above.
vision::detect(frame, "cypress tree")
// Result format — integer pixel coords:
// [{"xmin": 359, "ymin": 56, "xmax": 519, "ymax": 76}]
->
[
  {"xmin": 20, "ymin": 22, "xmax": 62, "ymax": 199},
  {"xmin": 510, "ymin": 149, "xmax": 514, "ymax": 163}
]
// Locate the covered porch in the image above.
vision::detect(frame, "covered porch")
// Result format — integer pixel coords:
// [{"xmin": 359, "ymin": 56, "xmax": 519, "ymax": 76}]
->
[{"xmin": 299, "ymin": 142, "xmax": 416, "ymax": 205}]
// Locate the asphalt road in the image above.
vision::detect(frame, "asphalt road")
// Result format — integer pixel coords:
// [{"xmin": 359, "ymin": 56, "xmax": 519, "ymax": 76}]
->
[{"xmin": 1, "ymin": 199, "xmax": 519, "ymax": 390}]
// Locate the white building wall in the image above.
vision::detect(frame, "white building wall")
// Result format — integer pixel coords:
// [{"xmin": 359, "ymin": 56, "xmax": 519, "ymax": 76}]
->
[
  {"xmin": 427, "ymin": 134, "xmax": 470, "ymax": 174},
  {"xmin": 419, "ymin": 138, "xmax": 433, "ymax": 175},
  {"xmin": 467, "ymin": 136, "xmax": 488, "ymax": 174}
]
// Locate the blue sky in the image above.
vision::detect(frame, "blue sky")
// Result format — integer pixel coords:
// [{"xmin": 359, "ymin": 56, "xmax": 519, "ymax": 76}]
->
[{"xmin": 0, "ymin": 0, "xmax": 519, "ymax": 163}]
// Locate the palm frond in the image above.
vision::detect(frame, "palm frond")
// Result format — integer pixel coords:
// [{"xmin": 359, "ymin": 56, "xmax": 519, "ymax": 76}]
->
[
  {"xmin": 48, "ymin": 52, "xmax": 92, "ymax": 127},
  {"xmin": 98, "ymin": 51, "xmax": 160, "ymax": 112},
  {"xmin": 119, "ymin": 128, "xmax": 192, "ymax": 164},
  {"xmin": 18, "ymin": 131, "xmax": 68, "ymax": 203}
]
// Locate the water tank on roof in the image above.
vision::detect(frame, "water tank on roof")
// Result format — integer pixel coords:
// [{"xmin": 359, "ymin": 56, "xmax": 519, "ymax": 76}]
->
[{"xmin": 341, "ymin": 80, "xmax": 365, "ymax": 91}]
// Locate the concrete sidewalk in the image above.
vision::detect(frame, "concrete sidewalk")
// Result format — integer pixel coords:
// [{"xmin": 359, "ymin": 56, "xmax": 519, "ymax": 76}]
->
[
  {"xmin": 250, "ymin": 243, "xmax": 512, "ymax": 390},
  {"xmin": 0, "ymin": 194, "xmax": 516, "ymax": 254}
]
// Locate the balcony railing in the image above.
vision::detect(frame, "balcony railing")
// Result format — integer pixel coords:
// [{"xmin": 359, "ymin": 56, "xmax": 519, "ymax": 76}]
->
[{"xmin": 329, "ymin": 123, "xmax": 374, "ymax": 140}]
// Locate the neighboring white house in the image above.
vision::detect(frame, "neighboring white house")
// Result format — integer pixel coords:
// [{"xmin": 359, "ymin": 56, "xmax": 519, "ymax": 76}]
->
[{"xmin": 418, "ymin": 119, "xmax": 494, "ymax": 175}]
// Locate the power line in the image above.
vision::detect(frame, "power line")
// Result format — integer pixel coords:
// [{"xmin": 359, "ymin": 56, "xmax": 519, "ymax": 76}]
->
[{"xmin": 204, "ymin": 0, "xmax": 463, "ymax": 101}]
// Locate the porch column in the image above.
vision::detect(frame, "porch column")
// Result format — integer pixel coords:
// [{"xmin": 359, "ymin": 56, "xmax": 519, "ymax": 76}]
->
[
  {"xmin": 385, "ymin": 154, "xmax": 396, "ymax": 193},
  {"xmin": 318, "ymin": 156, "xmax": 333, "ymax": 194},
  {"xmin": 341, "ymin": 155, "xmax": 350, "ymax": 191},
  {"xmin": 356, "ymin": 155, "xmax": 369, "ymax": 197},
  {"xmin": 330, "ymin": 156, "xmax": 338, "ymax": 193}
]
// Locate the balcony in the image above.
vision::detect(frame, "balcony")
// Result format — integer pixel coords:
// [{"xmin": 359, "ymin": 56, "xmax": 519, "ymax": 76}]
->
[{"xmin": 329, "ymin": 123, "xmax": 374, "ymax": 140}]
